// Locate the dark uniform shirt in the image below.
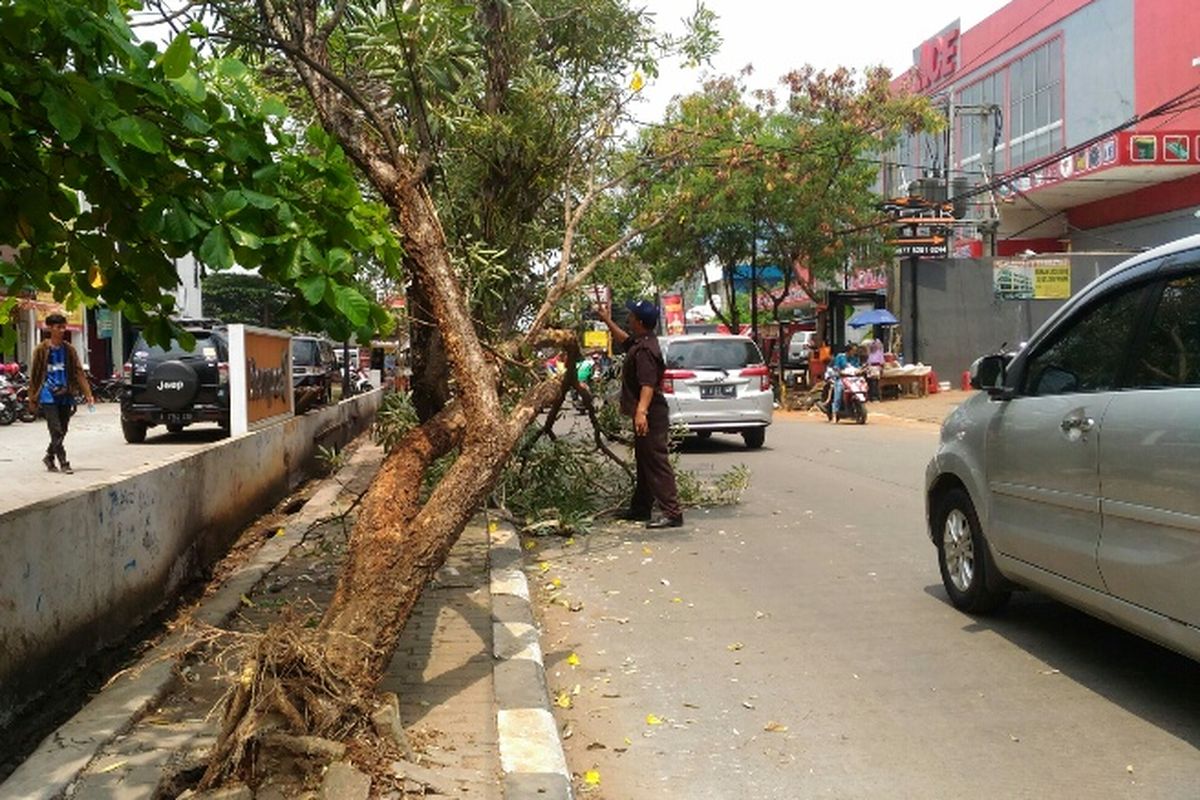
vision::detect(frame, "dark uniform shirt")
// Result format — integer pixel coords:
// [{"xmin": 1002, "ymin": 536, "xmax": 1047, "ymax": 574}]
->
[{"xmin": 619, "ymin": 333, "xmax": 667, "ymax": 416}]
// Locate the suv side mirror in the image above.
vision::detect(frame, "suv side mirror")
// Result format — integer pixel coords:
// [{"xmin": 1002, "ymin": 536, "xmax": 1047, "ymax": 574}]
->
[{"xmin": 969, "ymin": 354, "xmax": 1012, "ymax": 398}]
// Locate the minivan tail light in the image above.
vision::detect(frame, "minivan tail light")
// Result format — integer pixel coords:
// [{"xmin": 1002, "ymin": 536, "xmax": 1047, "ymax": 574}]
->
[
  {"xmin": 122, "ymin": 362, "xmax": 132, "ymax": 382},
  {"xmin": 661, "ymin": 369, "xmax": 695, "ymax": 394},
  {"xmin": 741, "ymin": 365, "xmax": 771, "ymax": 391},
  {"xmin": 218, "ymin": 362, "xmax": 229, "ymax": 385}
]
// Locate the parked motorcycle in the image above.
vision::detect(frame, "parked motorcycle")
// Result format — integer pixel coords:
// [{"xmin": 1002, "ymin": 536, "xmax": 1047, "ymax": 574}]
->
[
  {"xmin": 351, "ymin": 369, "xmax": 373, "ymax": 395},
  {"xmin": 819, "ymin": 367, "xmax": 869, "ymax": 425},
  {"xmin": 0, "ymin": 377, "xmax": 20, "ymax": 425}
]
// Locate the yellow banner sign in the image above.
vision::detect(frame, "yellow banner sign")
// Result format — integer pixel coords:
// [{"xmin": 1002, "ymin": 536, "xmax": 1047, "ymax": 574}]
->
[
  {"xmin": 994, "ymin": 258, "xmax": 1071, "ymax": 300},
  {"xmin": 583, "ymin": 330, "xmax": 609, "ymax": 351}
]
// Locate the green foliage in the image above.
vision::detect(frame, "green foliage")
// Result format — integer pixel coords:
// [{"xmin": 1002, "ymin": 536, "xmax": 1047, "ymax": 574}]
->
[
  {"xmin": 635, "ymin": 68, "xmax": 941, "ymax": 323},
  {"xmin": 373, "ymin": 391, "xmax": 421, "ymax": 453},
  {"xmin": 498, "ymin": 433, "xmax": 630, "ymax": 534},
  {"xmin": 201, "ymin": 272, "xmax": 294, "ymax": 327},
  {"xmin": 311, "ymin": 0, "xmax": 716, "ymax": 335},
  {"xmin": 0, "ymin": 0, "xmax": 402, "ymax": 347}
]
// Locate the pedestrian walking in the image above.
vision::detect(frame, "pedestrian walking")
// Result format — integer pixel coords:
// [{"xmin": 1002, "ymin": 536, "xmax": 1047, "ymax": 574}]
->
[
  {"xmin": 596, "ymin": 299, "xmax": 683, "ymax": 529},
  {"xmin": 27, "ymin": 313, "xmax": 94, "ymax": 474}
]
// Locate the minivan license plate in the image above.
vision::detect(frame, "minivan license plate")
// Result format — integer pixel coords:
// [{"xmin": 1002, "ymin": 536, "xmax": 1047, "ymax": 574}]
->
[{"xmin": 700, "ymin": 384, "xmax": 736, "ymax": 399}]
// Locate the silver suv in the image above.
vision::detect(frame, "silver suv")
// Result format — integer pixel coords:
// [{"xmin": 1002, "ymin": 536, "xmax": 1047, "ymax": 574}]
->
[
  {"xmin": 927, "ymin": 234, "xmax": 1200, "ymax": 661},
  {"xmin": 660, "ymin": 334, "xmax": 772, "ymax": 449}
]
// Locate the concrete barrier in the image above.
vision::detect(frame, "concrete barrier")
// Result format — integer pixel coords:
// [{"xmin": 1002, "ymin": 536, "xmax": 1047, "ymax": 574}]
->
[{"xmin": 0, "ymin": 389, "xmax": 383, "ymax": 730}]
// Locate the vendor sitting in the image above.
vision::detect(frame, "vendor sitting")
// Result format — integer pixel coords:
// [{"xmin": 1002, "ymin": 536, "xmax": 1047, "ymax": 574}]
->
[{"xmin": 866, "ymin": 339, "xmax": 885, "ymax": 401}]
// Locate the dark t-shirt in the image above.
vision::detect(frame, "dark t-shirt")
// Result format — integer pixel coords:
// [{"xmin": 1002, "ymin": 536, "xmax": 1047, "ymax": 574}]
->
[{"xmin": 619, "ymin": 334, "xmax": 667, "ymax": 416}]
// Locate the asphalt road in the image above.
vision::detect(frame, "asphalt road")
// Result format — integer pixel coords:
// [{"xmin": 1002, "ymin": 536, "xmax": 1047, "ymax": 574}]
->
[
  {"xmin": 0, "ymin": 403, "xmax": 227, "ymax": 514},
  {"xmin": 534, "ymin": 413, "xmax": 1200, "ymax": 799}
]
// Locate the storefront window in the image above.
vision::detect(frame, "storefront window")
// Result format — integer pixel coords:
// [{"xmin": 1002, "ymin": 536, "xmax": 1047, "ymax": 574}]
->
[{"xmin": 1007, "ymin": 38, "xmax": 1063, "ymax": 169}]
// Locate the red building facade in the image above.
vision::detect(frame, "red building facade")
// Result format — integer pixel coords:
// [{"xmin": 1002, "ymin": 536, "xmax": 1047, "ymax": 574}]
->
[{"xmin": 885, "ymin": 0, "xmax": 1200, "ymax": 255}]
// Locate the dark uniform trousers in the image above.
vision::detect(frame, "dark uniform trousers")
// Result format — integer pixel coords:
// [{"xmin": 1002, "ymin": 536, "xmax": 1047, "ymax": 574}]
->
[{"xmin": 630, "ymin": 403, "xmax": 681, "ymax": 519}]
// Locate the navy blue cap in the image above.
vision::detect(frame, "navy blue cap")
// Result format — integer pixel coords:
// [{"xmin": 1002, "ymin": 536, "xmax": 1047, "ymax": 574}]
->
[{"xmin": 625, "ymin": 299, "xmax": 660, "ymax": 328}]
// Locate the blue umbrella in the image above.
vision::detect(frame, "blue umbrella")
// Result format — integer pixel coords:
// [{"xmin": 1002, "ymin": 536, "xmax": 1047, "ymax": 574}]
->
[{"xmin": 847, "ymin": 308, "xmax": 899, "ymax": 328}]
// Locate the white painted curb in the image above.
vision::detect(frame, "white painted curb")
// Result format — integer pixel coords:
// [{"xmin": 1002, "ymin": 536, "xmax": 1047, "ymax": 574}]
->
[{"xmin": 488, "ymin": 516, "xmax": 574, "ymax": 800}]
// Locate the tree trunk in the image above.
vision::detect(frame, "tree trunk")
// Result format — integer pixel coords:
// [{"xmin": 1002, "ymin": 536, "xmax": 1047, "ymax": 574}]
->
[{"xmin": 199, "ymin": 7, "xmax": 581, "ymax": 786}]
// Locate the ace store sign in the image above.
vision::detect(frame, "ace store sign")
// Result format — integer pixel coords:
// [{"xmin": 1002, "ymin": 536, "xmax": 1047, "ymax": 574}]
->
[{"xmin": 913, "ymin": 21, "xmax": 960, "ymax": 91}]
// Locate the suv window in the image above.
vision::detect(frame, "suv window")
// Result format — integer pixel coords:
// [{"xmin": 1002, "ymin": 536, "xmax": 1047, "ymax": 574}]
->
[
  {"xmin": 292, "ymin": 339, "xmax": 324, "ymax": 366},
  {"xmin": 1023, "ymin": 286, "xmax": 1144, "ymax": 396},
  {"xmin": 1127, "ymin": 273, "xmax": 1200, "ymax": 388},
  {"xmin": 666, "ymin": 339, "xmax": 764, "ymax": 370},
  {"xmin": 132, "ymin": 331, "xmax": 222, "ymax": 359}
]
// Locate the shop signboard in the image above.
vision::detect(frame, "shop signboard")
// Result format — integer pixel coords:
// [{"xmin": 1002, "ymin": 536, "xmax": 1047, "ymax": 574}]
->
[
  {"xmin": 96, "ymin": 307, "xmax": 113, "ymax": 339},
  {"xmin": 993, "ymin": 258, "xmax": 1071, "ymax": 300},
  {"xmin": 34, "ymin": 292, "xmax": 84, "ymax": 330},
  {"xmin": 227, "ymin": 325, "xmax": 293, "ymax": 435},
  {"xmin": 583, "ymin": 329, "xmax": 610, "ymax": 351},
  {"xmin": 662, "ymin": 292, "xmax": 685, "ymax": 335}
]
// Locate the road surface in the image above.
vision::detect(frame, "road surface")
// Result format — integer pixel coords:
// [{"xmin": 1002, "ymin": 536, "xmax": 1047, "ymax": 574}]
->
[{"xmin": 534, "ymin": 411, "xmax": 1200, "ymax": 799}]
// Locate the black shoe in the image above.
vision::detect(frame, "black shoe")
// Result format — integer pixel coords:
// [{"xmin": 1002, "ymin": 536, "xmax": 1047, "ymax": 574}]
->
[
  {"xmin": 60, "ymin": 462, "xmax": 74, "ymax": 475},
  {"xmin": 43, "ymin": 454, "xmax": 58, "ymax": 472},
  {"xmin": 615, "ymin": 509, "xmax": 652, "ymax": 522},
  {"xmin": 646, "ymin": 516, "xmax": 683, "ymax": 529}
]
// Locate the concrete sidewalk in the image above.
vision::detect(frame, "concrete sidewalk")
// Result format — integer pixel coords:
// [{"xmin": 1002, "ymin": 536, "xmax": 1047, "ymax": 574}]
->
[{"xmin": 1, "ymin": 442, "xmax": 534, "ymax": 799}]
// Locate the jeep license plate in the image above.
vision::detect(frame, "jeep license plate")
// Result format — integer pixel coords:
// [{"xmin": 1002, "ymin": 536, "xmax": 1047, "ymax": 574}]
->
[
  {"xmin": 700, "ymin": 384, "xmax": 736, "ymax": 399},
  {"xmin": 165, "ymin": 412, "xmax": 193, "ymax": 424}
]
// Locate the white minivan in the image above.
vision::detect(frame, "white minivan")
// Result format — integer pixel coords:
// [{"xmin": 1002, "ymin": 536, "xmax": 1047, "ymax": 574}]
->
[{"xmin": 659, "ymin": 334, "xmax": 773, "ymax": 449}]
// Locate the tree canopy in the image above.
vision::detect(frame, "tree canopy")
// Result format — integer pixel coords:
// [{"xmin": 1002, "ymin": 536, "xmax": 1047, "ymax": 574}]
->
[
  {"xmin": 635, "ymin": 67, "xmax": 940, "ymax": 329},
  {"xmin": 0, "ymin": 0, "xmax": 400, "ymax": 345}
]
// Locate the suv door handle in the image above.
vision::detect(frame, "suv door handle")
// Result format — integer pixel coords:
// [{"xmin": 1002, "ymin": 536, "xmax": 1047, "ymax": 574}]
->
[{"xmin": 1060, "ymin": 416, "xmax": 1095, "ymax": 433}]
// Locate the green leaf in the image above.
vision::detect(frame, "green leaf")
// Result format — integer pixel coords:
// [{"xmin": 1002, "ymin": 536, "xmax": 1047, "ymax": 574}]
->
[
  {"xmin": 262, "ymin": 96, "xmax": 289, "ymax": 118},
  {"xmin": 41, "ymin": 88, "xmax": 82, "ymax": 141},
  {"xmin": 199, "ymin": 226, "xmax": 234, "ymax": 269},
  {"xmin": 162, "ymin": 203, "xmax": 200, "ymax": 242},
  {"xmin": 215, "ymin": 58, "xmax": 248, "ymax": 79},
  {"xmin": 170, "ymin": 69, "xmax": 206, "ymax": 103},
  {"xmin": 240, "ymin": 189, "xmax": 278, "ymax": 210},
  {"xmin": 0, "ymin": 87, "xmax": 15, "ymax": 108},
  {"xmin": 108, "ymin": 116, "xmax": 164, "ymax": 154},
  {"xmin": 228, "ymin": 226, "xmax": 262, "ymax": 249},
  {"xmin": 160, "ymin": 32, "xmax": 194, "ymax": 80},
  {"xmin": 216, "ymin": 190, "xmax": 248, "ymax": 219},
  {"xmin": 333, "ymin": 284, "xmax": 370, "ymax": 327},
  {"xmin": 298, "ymin": 274, "xmax": 328, "ymax": 305}
]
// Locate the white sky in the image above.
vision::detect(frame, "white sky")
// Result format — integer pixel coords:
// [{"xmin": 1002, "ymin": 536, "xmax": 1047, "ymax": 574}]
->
[{"xmin": 633, "ymin": 0, "xmax": 1012, "ymax": 122}]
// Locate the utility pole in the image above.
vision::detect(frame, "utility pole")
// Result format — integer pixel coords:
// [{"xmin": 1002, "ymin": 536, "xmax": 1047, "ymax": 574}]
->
[{"xmin": 910, "ymin": 255, "xmax": 920, "ymax": 364}]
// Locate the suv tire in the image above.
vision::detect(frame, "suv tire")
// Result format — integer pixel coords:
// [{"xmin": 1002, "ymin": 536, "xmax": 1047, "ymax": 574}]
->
[
  {"xmin": 742, "ymin": 427, "xmax": 766, "ymax": 449},
  {"xmin": 122, "ymin": 419, "xmax": 148, "ymax": 444},
  {"xmin": 934, "ymin": 488, "xmax": 1010, "ymax": 614}
]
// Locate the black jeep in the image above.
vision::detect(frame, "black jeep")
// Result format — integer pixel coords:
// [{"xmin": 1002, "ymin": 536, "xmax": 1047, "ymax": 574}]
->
[{"xmin": 120, "ymin": 322, "xmax": 230, "ymax": 443}]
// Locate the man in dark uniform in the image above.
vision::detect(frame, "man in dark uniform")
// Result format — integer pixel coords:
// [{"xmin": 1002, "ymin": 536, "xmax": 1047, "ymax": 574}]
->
[{"xmin": 597, "ymin": 299, "xmax": 683, "ymax": 529}]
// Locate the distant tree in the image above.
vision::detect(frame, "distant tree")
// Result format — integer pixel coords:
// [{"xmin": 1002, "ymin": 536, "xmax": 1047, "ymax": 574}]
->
[
  {"xmin": 200, "ymin": 272, "xmax": 293, "ymax": 327},
  {"xmin": 636, "ymin": 67, "xmax": 940, "ymax": 337}
]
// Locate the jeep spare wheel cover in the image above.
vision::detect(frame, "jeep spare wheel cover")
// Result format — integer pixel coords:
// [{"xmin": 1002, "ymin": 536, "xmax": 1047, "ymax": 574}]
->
[{"xmin": 146, "ymin": 360, "xmax": 200, "ymax": 411}]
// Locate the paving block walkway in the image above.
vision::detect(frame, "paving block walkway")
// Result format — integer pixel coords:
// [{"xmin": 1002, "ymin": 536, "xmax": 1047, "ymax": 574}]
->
[{"xmin": 382, "ymin": 521, "xmax": 502, "ymax": 797}]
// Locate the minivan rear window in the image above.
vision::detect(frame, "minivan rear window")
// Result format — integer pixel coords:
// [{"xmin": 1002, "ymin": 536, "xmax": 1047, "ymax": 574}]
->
[{"xmin": 665, "ymin": 339, "xmax": 764, "ymax": 370}]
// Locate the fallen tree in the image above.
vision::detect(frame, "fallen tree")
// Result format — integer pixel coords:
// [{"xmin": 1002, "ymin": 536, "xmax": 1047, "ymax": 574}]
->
[{"xmin": 164, "ymin": 0, "xmax": 720, "ymax": 786}]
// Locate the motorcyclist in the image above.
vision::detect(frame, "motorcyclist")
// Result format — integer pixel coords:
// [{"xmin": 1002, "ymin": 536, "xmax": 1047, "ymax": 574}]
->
[{"xmin": 828, "ymin": 346, "xmax": 861, "ymax": 421}]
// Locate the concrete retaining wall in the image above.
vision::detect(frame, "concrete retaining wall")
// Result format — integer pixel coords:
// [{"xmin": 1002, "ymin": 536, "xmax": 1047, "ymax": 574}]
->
[
  {"xmin": 898, "ymin": 254, "xmax": 1127, "ymax": 379},
  {"xmin": 0, "ymin": 390, "xmax": 383, "ymax": 729}
]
